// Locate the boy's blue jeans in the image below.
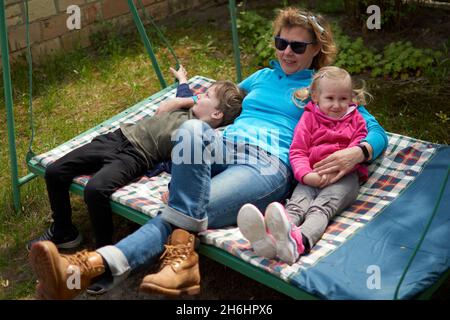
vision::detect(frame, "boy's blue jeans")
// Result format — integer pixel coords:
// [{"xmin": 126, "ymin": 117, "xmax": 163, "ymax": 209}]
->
[{"xmin": 97, "ymin": 120, "xmax": 293, "ymax": 283}]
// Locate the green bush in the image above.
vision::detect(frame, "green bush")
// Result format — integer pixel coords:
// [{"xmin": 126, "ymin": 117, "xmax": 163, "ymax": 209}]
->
[
  {"xmin": 333, "ymin": 27, "xmax": 381, "ymax": 74},
  {"xmin": 237, "ymin": 10, "xmax": 443, "ymax": 79},
  {"xmin": 315, "ymin": 0, "xmax": 345, "ymax": 14},
  {"xmin": 372, "ymin": 41, "xmax": 442, "ymax": 79},
  {"xmin": 333, "ymin": 25, "xmax": 441, "ymax": 79},
  {"xmin": 237, "ymin": 10, "xmax": 274, "ymax": 67}
]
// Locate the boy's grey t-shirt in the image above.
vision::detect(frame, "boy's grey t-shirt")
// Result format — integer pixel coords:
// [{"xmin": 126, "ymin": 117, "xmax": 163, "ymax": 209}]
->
[{"xmin": 120, "ymin": 108, "xmax": 195, "ymax": 168}]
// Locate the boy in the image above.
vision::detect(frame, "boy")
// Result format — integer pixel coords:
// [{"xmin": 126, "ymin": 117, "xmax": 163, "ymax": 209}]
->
[{"xmin": 27, "ymin": 66, "xmax": 244, "ymax": 250}]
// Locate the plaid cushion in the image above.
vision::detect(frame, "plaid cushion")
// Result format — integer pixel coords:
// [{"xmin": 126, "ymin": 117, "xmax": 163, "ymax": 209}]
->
[{"xmin": 31, "ymin": 76, "xmax": 440, "ymax": 286}]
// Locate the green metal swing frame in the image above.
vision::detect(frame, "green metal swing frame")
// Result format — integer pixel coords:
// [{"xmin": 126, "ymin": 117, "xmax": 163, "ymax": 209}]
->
[{"xmin": 2, "ymin": 0, "xmax": 449, "ymax": 300}]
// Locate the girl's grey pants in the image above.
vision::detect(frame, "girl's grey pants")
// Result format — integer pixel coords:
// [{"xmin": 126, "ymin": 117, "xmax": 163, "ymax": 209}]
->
[{"xmin": 286, "ymin": 172, "xmax": 360, "ymax": 249}]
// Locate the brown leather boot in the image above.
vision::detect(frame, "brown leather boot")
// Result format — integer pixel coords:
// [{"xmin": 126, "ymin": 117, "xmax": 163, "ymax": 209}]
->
[
  {"xmin": 139, "ymin": 229, "xmax": 200, "ymax": 296},
  {"xmin": 29, "ymin": 241, "xmax": 105, "ymax": 300}
]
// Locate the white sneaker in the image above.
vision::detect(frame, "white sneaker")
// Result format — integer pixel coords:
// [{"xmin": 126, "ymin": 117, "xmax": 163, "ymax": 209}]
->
[
  {"xmin": 265, "ymin": 202, "xmax": 304, "ymax": 265},
  {"xmin": 237, "ymin": 203, "xmax": 276, "ymax": 259}
]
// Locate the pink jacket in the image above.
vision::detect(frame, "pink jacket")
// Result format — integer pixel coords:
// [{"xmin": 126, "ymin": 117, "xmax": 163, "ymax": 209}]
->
[{"xmin": 289, "ymin": 101, "xmax": 368, "ymax": 184}]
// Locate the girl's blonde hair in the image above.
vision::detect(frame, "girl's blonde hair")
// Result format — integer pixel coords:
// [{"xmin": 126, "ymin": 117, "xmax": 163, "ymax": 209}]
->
[
  {"xmin": 294, "ymin": 66, "xmax": 373, "ymax": 106},
  {"xmin": 273, "ymin": 7, "xmax": 337, "ymax": 70}
]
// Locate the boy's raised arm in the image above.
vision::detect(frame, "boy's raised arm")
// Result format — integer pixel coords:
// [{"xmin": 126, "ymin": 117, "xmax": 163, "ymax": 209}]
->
[
  {"xmin": 155, "ymin": 65, "xmax": 195, "ymax": 115},
  {"xmin": 170, "ymin": 65, "xmax": 188, "ymax": 84}
]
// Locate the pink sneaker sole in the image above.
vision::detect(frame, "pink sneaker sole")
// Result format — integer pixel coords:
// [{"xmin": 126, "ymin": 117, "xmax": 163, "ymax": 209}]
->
[
  {"xmin": 237, "ymin": 203, "xmax": 276, "ymax": 259},
  {"xmin": 265, "ymin": 202, "xmax": 303, "ymax": 265}
]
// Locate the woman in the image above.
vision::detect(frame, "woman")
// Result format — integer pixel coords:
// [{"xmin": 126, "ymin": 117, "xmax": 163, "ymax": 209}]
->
[{"xmin": 29, "ymin": 7, "xmax": 387, "ymax": 299}]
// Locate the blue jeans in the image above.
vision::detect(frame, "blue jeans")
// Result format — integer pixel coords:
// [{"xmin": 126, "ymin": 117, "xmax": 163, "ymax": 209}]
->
[{"xmin": 97, "ymin": 120, "xmax": 293, "ymax": 280}]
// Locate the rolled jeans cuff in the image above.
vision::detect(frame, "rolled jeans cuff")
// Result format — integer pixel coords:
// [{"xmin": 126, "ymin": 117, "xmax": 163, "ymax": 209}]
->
[
  {"xmin": 160, "ymin": 205, "xmax": 208, "ymax": 232},
  {"xmin": 96, "ymin": 245, "xmax": 131, "ymax": 282}
]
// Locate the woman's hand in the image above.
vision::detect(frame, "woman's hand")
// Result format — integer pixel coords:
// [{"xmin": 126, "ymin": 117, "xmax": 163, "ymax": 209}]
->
[
  {"xmin": 170, "ymin": 65, "xmax": 188, "ymax": 84},
  {"xmin": 313, "ymin": 146, "xmax": 365, "ymax": 184}
]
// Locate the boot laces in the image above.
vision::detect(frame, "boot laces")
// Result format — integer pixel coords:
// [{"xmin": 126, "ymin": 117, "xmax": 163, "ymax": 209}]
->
[
  {"xmin": 62, "ymin": 250, "xmax": 103, "ymax": 275},
  {"xmin": 159, "ymin": 244, "xmax": 190, "ymax": 268}
]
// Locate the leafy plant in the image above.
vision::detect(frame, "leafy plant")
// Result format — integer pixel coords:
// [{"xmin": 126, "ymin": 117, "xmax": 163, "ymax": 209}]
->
[
  {"xmin": 315, "ymin": 0, "xmax": 345, "ymax": 14},
  {"xmin": 372, "ymin": 41, "xmax": 442, "ymax": 79},
  {"xmin": 424, "ymin": 40, "xmax": 450, "ymax": 84},
  {"xmin": 435, "ymin": 111, "xmax": 449, "ymax": 124},
  {"xmin": 237, "ymin": 10, "xmax": 274, "ymax": 67},
  {"xmin": 333, "ymin": 26, "xmax": 381, "ymax": 74},
  {"xmin": 237, "ymin": 10, "xmax": 443, "ymax": 79}
]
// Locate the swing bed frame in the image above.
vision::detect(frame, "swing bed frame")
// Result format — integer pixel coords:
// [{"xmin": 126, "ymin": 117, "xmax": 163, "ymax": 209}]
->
[{"xmin": 2, "ymin": 0, "xmax": 449, "ymax": 300}]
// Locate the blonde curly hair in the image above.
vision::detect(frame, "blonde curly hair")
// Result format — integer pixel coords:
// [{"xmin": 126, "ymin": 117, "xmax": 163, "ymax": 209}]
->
[{"xmin": 304, "ymin": 66, "xmax": 373, "ymax": 106}]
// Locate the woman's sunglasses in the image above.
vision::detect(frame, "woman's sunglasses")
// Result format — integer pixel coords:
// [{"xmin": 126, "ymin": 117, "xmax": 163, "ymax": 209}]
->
[{"xmin": 274, "ymin": 36, "xmax": 316, "ymax": 54}]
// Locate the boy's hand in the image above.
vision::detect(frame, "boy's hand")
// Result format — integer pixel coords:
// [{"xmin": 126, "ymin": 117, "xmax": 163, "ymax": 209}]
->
[
  {"xmin": 155, "ymin": 99, "xmax": 178, "ymax": 115},
  {"xmin": 170, "ymin": 65, "xmax": 188, "ymax": 84},
  {"xmin": 155, "ymin": 97, "xmax": 195, "ymax": 115},
  {"xmin": 303, "ymin": 172, "xmax": 322, "ymax": 188}
]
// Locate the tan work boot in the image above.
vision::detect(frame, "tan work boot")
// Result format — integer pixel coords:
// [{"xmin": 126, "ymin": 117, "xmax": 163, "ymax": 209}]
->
[
  {"xmin": 29, "ymin": 241, "xmax": 105, "ymax": 300},
  {"xmin": 139, "ymin": 229, "xmax": 200, "ymax": 296}
]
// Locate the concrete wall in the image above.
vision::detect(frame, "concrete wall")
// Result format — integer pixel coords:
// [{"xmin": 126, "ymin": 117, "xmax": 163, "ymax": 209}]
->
[{"xmin": 1, "ymin": 0, "xmax": 220, "ymax": 65}]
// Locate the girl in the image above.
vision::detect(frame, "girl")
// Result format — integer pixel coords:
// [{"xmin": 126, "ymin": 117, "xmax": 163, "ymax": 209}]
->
[{"xmin": 238, "ymin": 66, "xmax": 372, "ymax": 265}]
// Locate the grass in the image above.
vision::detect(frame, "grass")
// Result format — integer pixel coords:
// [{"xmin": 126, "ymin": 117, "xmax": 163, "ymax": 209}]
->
[
  {"xmin": 0, "ymin": 4, "xmax": 449, "ymax": 300},
  {"xmin": 363, "ymin": 75, "xmax": 450, "ymax": 144}
]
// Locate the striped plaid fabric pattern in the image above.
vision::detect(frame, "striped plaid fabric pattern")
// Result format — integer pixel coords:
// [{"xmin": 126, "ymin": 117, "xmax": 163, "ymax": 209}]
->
[{"xmin": 31, "ymin": 76, "xmax": 439, "ymax": 286}]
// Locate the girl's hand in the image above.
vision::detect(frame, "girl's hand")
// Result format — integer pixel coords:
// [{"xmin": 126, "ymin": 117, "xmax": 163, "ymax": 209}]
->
[
  {"xmin": 318, "ymin": 172, "xmax": 340, "ymax": 188},
  {"xmin": 303, "ymin": 172, "xmax": 322, "ymax": 188},
  {"xmin": 161, "ymin": 191, "xmax": 169, "ymax": 204},
  {"xmin": 170, "ymin": 65, "xmax": 188, "ymax": 84},
  {"xmin": 313, "ymin": 146, "xmax": 364, "ymax": 184}
]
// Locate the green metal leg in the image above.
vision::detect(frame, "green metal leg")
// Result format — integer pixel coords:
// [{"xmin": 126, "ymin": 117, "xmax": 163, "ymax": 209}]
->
[
  {"xmin": 127, "ymin": 0, "xmax": 167, "ymax": 89},
  {"xmin": 0, "ymin": 0, "xmax": 21, "ymax": 212},
  {"xmin": 228, "ymin": 0, "xmax": 242, "ymax": 83}
]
